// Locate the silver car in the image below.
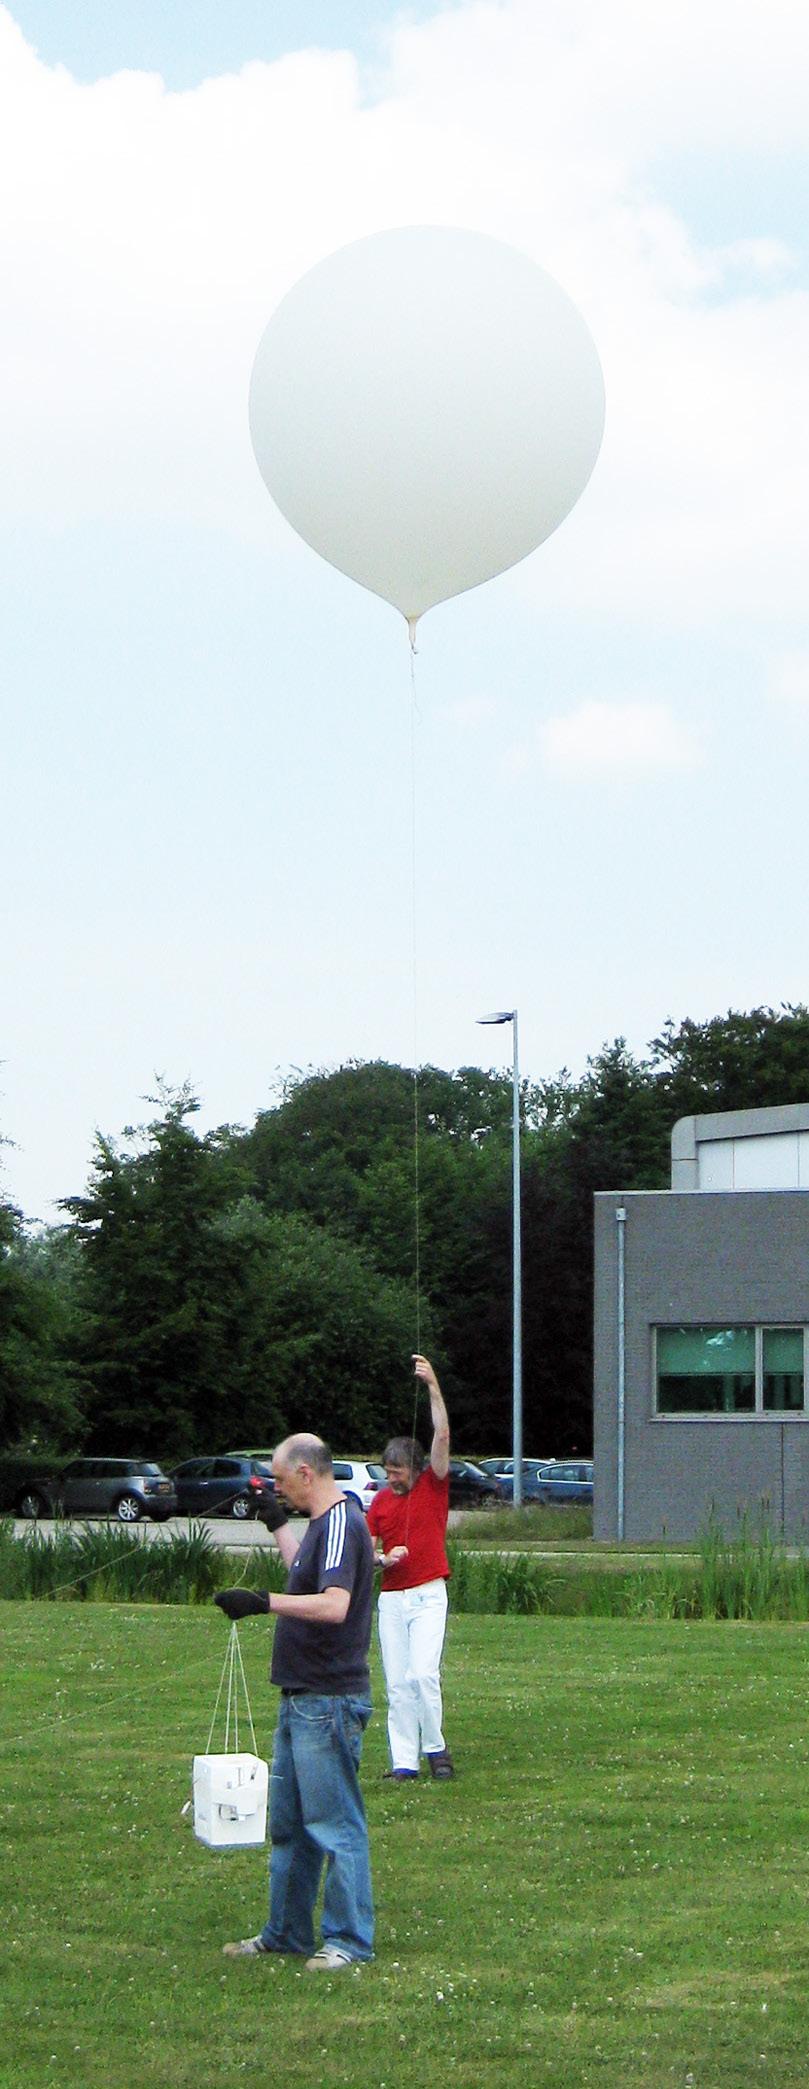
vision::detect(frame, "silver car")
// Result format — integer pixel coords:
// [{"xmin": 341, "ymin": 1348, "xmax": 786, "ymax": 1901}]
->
[{"xmin": 16, "ymin": 1457, "xmax": 177, "ymax": 1524}]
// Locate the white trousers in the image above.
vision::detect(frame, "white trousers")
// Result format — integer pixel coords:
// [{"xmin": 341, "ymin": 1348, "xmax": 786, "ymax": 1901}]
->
[{"xmin": 377, "ymin": 1580, "xmax": 448, "ymax": 1770}]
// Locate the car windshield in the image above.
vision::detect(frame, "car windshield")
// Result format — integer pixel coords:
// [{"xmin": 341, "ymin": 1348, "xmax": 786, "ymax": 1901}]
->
[
  {"xmin": 367, "ymin": 1464, "xmax": 385, "ymax": 1480},
  {"xmin": 140, "ymin": 1464, "xmax": 163, "ymax": 1476}
]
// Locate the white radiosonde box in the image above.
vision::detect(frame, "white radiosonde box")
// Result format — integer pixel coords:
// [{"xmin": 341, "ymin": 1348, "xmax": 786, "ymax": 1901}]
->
[{"xmin": 192, "ymin": 1752, "xmax": 269, "ymax": 1850}]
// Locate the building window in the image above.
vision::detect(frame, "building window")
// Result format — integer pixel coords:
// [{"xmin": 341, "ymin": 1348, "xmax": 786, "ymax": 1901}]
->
[
  {"xmin": 656, "ymin": 1327, "xmax": 755, "ymax": 1414},
  {"xmin": 762, "ymin": 1327, "xmax": 804, "ymax": 1411},
  {"xmin": 655, "ymin": 1325, "xmax": 806, "ymax": 1415}
]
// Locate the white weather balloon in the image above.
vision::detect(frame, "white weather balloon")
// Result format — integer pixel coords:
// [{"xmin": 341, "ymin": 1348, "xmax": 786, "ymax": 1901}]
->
[{"xmin": 249, "ymin": 226, "xmax": 605, "ymax": 630}]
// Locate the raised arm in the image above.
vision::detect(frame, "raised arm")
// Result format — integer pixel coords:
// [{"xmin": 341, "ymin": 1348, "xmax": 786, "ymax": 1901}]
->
[
  {"xmin": 260, "ymin": 1494, "xmax": 300, "ymax": 1572},
  {"xmin": 413, "ymin": 1353, "xmax": 450, "ymax": 1480}
]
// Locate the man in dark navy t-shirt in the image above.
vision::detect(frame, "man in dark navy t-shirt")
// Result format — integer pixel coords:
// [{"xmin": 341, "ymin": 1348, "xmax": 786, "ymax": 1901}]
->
[{"xmin": 215, "ymin": 1435, "xmax": 374, "ymax": 1972}]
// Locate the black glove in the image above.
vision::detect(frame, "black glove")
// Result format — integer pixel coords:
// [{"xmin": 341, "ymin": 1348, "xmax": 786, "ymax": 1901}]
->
[
  {"xmin": 214, "ymin": 1588, "xmax": 271, "ymax": 1621},
  {"xmin": 260, "ymin": 1496, "xmax": 289, "ymax": 1533}
]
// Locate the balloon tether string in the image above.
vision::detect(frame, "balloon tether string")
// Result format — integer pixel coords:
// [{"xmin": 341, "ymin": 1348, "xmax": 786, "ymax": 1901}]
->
[{"xmin": 408, "ymin": 622, "xmax": 422, "ymax": 1544}]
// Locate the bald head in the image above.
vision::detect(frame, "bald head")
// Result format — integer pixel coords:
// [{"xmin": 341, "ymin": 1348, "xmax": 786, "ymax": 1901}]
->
[
  {"xmin": 274, "ymin": 1434, "xmax": 333, "ymax": 1477},
  {"xmin": 271, "ymin": 1433, "xmax": 337, "ymax": 1515}
]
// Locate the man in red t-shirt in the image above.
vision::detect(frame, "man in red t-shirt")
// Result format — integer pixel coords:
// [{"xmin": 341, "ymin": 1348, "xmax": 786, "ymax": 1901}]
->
[{"xmin": 366, "ymin": 1354, "xmax": 454, "ymax": 1781}]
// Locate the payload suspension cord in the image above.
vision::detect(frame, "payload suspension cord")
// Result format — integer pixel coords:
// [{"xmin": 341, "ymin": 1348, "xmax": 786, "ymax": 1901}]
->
[{"xmin": 205, "ymin": 1621, "xmax": 259, "ymax": 1758}]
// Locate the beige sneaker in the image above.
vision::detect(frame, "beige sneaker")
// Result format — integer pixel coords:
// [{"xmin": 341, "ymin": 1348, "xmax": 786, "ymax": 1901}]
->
[
  {"xmin": 222, "ymin": 1937, "xmax": 270, "ymax": 1958},
  {"xmin": 305, "ymin": 1946, "xmax": 354, "ymax": 1972}
]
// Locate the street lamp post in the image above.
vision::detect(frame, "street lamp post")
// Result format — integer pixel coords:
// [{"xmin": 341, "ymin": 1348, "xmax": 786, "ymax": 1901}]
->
[{"xmin": 477, "ymin": 1010, "xmax": 522, "ymax": 1509}]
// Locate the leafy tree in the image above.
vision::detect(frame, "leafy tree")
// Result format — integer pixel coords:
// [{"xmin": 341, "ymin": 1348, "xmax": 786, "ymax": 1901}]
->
[
  {"xmin": 60, "ymin": 1082, "xmax": 427, "ymax": 1457},
  {"xmin": 209, "ymin": 1199, "xmax": 424, "ymax": 1450},
  {"xmin": 62, "ymin": 1085, "xmax": 251, "ymax": 1455},
  {"xmin": 236, "ymin": 1063, "xmax": 524, "ymax": 1445},
  {"xmin": 240, "ymin": 1060, "xmax": 527, "ymax": 1226},
  {"xmin": 0, "ymin": 1204, "xmax": 85, "ymax": 1450},
  {"xmin": 505, "ymin": 1042, "xmax": 664, "ymax": 1459},
  {"xmin": 12, "ymin": 1005, "xmax": 809, "ymax": 1462},
  {"xmin": 651, "ymin": 1004, "xmax": 809, "ymax": 1119}
]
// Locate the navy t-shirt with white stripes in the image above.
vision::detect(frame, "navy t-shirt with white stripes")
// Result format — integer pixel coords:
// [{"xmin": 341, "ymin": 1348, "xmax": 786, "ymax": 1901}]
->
[{"xmin": 270, "ymin": 1494, "xmax": 374, "ymax": 1695}]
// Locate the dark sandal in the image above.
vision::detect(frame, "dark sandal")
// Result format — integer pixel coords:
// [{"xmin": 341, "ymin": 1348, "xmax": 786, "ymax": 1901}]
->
[{"xmin": 427, "ymin": 1750, "xmax": 455, "ymax": 1779}]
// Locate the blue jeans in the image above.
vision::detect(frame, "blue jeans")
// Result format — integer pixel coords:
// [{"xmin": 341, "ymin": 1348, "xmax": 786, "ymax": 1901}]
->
[{"xmin": 259, "ymin": 1693, "xmax": 374, "ymax": 1961}]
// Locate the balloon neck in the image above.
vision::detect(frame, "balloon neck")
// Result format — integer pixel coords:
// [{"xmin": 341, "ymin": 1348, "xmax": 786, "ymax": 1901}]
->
[{"xmin": 406, "ymin": 615, "xmax": 419, "ymax": 654}]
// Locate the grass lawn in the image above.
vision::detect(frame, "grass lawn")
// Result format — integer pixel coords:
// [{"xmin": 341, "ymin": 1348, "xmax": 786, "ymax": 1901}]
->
[{"xmin": 4, "ymin": 1604, "xmax": 809, "ymax": 2088}]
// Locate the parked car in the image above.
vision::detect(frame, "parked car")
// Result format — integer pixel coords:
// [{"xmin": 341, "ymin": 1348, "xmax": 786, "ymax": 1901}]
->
[
  {"xmin": 534, "ymin": 1460, "xmax": 593, "ymax": 1505},
  {"xmin": 498, "ymin": 1460, "xmax": 594, "ymax": 1505},
  {"xmin": 332, "ymin": 1460, "xmax": 386, "ymax": 1512},
  {"xmin": 15, "ymin": 1457, "xmax": 177, "ymax": 1524},
  {"xmin": 495, "ymin": 1468, "xmax": 550, "ymax": 1503},
  {"xmin": 228, "ymin": 1450, "xmax": 385, "ymax": 1514},
  {"xmin": 490, "ymin": 1460, "xmax": 563, "ymax": 1502},
  {"xmin": 171, "ymin": 1456, "xmax": 276, "ymax": 1520},
  {"xmin": 478, "ymin": 1457, "xmax": 556, "ymax": 1481},
  {"xmin": 447, "ymin": 1459, "xmax": 503, "ymax": 1507}
]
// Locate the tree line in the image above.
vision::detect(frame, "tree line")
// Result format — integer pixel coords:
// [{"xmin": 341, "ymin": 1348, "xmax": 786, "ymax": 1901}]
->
[{"xmin": 3, "ymin": 1004, "xmax": 809, "ymax": 1463}]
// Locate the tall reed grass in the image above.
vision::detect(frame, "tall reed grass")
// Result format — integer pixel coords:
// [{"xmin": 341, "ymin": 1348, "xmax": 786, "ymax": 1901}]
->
[
  {"xmin": 445, "ymin": 1539, "xmax": 550, "ymax": 1613},
  {"xmin": 4, "ymin": 1512, "xmax": 809, "ymax": 1618},
  {"xmin": 0, "ymin": 1519, "xmax": 287, "ymax": 1605},
  {"xmin": 546, "ymin": 1520, "xmax": 809, "ymax": 1622},
  {"xmin": 694, "ymin": 1515, "xmax": 809, "ymax": 1620}
]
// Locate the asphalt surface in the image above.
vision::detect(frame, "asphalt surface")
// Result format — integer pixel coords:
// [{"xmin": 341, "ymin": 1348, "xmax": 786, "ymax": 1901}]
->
[{"xmin": 10, "ymin": 1514, "xmax": 305, "ymax": 1549}]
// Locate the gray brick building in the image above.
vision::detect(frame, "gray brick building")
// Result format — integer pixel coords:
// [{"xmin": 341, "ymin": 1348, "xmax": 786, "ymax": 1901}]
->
[{"xmin": 593, "ymin": 1104, "xmax": 809, "ymax": 1541}]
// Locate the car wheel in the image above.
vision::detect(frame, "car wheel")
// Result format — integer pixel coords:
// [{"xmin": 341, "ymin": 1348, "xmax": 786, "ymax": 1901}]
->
[
  {"xmin": 115, "ymin": 1494, "xmax": 142, "ymax": 1524},
  {"xmin": 231, "ymin": 1495, "xmax": 252, "ymax": 1520},
  {"xmin": 18, "ymin": 1489, "xmax": 46, "ymax": 1520}
]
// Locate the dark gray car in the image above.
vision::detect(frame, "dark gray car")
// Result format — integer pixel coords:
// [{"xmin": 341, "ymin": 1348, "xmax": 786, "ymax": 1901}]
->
[
  {"xmin": 16, "ymin": 1458, "xmax": 177, "ymax": 1523},
  {"xmin": 497, "ymin": 1460, "xmax": 593, "ymax": 1504},
  {"xmin": 448, "ymin": 1459, "xmax": 503, "ymax": 1507},
  {"xmin": 171, "ymin": 1455, "xmax": 277, "ymax": 1520}
]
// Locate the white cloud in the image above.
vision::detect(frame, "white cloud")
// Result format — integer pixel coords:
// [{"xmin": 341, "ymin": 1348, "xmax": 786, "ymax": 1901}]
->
[
  {"xmin": 0, "ymin": 0, "xmax": 807, "ymax": 625},
  {"xmin": 538, "ymin": 699, "xmax": 702, "ymax": 778}
]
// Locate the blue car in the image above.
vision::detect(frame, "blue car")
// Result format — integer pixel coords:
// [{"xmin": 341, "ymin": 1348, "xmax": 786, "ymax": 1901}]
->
[
  {"xmin": 536, "ymin": 1461, "xmax": 593, "ymax": 1504},
  {"xmin": 498, "ymin": 1460, "xmax": 593, "ymax": 1505},
  {"xmin": 478, "ymin": 1458, "xmax": 555, "ymax": 1495}
]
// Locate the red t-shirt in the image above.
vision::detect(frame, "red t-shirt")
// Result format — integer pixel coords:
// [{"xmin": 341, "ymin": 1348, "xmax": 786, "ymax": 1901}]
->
[{"xmin": 366, "ymin": 1466, "xmax": 450, "ymax": 1591}]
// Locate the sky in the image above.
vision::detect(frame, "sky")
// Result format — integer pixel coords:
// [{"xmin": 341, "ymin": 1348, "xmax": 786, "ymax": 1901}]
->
[{"xmin": 1, "ymin": 0, "xmax": 809, "ymax": 1225}]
